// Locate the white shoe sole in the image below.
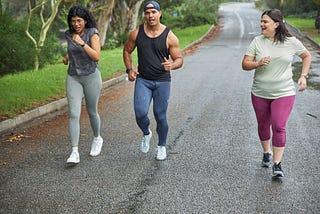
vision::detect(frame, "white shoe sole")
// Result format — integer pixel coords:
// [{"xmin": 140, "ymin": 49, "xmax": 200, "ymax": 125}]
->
[
  {"xmin": 66, "ymin": 159, "xmax": 80, "ymax": 164},
  {"xmin": 90, "ymin": 146, "xmax": 102, "ymax": 156},
  {"xmin": 156, "ymin": 156, "xmax": 166, "ymax": 161}
]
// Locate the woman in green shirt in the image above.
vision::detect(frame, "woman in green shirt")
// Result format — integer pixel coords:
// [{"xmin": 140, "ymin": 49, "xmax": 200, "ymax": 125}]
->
[{"xmin": 242, "ymin": 8, "xmax": 311, "ymax": 177}]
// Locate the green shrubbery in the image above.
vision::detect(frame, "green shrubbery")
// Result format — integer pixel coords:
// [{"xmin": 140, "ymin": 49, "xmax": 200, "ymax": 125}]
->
[
  {"xmin": 255, "ymin": 0, "xmax": 317, "ymax": 18},
  {"xmin": 0, "ymin": 14, "xmax": 36, "ymax": 74},
  {"xmin": 162, "ymin": 0, "xmax": 218, "ymax": 29},
  {"xmin": 0, "ymin": 14, "xmax": 64, "ymax": 75}
]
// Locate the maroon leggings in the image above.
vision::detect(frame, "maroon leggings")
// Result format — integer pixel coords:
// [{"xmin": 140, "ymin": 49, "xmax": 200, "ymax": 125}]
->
[{"xmin": 251, "ymin": 93, "xmax": 295, "ymax": 147}]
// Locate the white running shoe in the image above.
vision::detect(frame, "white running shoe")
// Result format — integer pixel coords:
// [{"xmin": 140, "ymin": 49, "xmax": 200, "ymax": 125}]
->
[
  {"xmin": 66, "ymin": 151, "xmax": 80, "ymax": 163},
  {"xmin": 140, "ymin": 129, "xmax": 152, "ymax": 153},
  {"xmin": 156, "ymin": 146, "xmax": 167, "ymax": 161},
  {"xmin": 90, "ymin": 136, "xmax": 103, "ymax": 156}
]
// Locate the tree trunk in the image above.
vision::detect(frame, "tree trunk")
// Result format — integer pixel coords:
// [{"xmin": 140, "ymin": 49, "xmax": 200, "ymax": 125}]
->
[
  {"xmin": 110, "ymin": 0, "xmax": 143, "ymax": 42},
  {"xmin": 125, "ymin": 0, "xmax": 144, "ymax": 32},
  {"xmin": 88, "ymin": 0, "xmax": 115, "ymax": 47}
]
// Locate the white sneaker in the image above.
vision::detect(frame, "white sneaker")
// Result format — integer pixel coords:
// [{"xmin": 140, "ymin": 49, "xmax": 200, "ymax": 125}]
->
[
  {"xmin": 156, "ymin": 146, "xmax": 166, "ymax": 161},
  {"xmin": 140, "ymin": 129, "xmax": 152, "ymax": 153},
  {"xmin": 90, "ymin": 136, "xmax": 103, "ymax": 156},
  {"xmin": 67, "ymin": 151, "xmax": 80, "ymax": 163}
]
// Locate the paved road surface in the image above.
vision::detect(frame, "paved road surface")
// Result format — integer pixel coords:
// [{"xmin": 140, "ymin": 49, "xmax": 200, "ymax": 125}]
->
[{"xmin": 1, "ymin": 3, "xmax": 320, "ymax": 213}]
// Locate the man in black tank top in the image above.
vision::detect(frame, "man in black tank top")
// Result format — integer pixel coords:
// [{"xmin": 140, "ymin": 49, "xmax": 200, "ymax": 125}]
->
[{"xmin": 123, "ymin": 1, "xmax": 183, "ymax": 161}]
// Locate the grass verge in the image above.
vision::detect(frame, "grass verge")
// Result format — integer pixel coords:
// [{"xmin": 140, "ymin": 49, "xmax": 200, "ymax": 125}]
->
[{"xmin": 285, "ymin": 17, "xmax": 320, "ymax": 43}]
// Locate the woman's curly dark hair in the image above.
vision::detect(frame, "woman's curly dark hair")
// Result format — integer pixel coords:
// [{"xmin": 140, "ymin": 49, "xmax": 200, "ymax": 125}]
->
[
  {"xmin": 67, "ymin": 5, "xmax": 96, "ymax": 33},
  {"xmin": 262, "ymin": 8, "xmax": 292, "ymax": 43}
]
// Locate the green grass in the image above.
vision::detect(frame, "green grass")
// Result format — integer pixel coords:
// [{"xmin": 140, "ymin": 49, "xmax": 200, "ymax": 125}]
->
[
  {"xmin": 285, "ymin": 17, "xmax": 314, "ymax": 31},
  {"xmin": 0, "ymin": 64, "xmax": 66, "ymax": 118},
  {"xmin": 173, "ymin": 24, "xmax": 212, "ymax": 48},
  {"xmin": 0, "ymin": 24, "xmax": 211, "ymax": 120},
  {"xmin": 285, "ymin": 17, "xmax": 320, "ymax": 43}
]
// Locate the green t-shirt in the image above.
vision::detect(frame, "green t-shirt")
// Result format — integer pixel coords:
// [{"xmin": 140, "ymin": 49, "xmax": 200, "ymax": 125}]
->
[{"xmin": 246, "ymin": 35, "xmax": 306, "ymax": 99}]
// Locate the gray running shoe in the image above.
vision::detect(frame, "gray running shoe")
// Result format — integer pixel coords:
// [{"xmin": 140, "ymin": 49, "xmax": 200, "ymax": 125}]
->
[
  {"xmin": 262, "ymin": 152, "xmax": 272, "ymax": 167},
  {"xmin": 272, "ymin": 162, "xmax": 284, "ymax": 177}
]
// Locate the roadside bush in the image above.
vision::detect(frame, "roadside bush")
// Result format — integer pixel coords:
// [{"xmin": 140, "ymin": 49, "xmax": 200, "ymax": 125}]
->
[
  {"xmin": 183, "ymin": 12, "xmax": 214, "ymax": 28},
  {"xmin": 38, "ymin": 33, "xmax": 64, "ymax": 66},
  {"xmin": 264, "ymin": 0, "xmax": 317, "ymax": 16},
  {"xmin": 0, "ymin": 14, "xmax": 36, "ymax": 75},
  {"xmin": 105, "ymin": 38, "xmax": 119, "ymax": 50},
  {"xmin": 103, "ymin": 32, "xmax": 128, "ymax": 50},
  {"xmin": 254, "ymin": 0, "xmax": 266, "ymax": 10},
  {"xmin": 166, "ymin": 0, "xmax": 218, "ymax": 28},
  {"xmin": 162, "ymin": 13, "xmax": 184, "ymax": 29},
  {"xmin": 0, "ymin": 14, "xmax": 64, "ymax": 75}
]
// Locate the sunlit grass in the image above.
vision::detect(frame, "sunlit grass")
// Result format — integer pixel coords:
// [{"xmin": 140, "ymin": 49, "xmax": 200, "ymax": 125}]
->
[
  {"xmin": 286, "ymin": 17, "xmax": 320, "ymax": 43},
  {"xmin": 173, "ymin": 24, "xmax": 212, "ymax": 48},
  {"xmin": 0, "ymin": 65, "xmax": 66, "ymax": 118}
]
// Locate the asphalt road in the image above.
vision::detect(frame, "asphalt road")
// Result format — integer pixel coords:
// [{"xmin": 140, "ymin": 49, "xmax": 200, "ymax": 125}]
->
[{"xmin": 1, "ymin": 3, "xmax": 320, "ymax": 213}]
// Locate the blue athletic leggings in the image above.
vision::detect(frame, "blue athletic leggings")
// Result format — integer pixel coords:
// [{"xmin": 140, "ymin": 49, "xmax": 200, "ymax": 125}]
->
[
  {"xmin": 66, "ymin": 69, "xmax": 102, "ymax": 147},
  {"xmin": 134, "ymin": 78, "xmax": 171, "ymax": 146}
]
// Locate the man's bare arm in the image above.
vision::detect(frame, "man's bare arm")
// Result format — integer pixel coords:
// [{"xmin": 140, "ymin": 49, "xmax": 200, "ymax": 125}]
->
[
  {"xmin": 166, "ymin": 31, "xmax": 183, "ymax": 70},
  {"xmin": 123, "ymin": 29, "xmax": 138, "ymax": 69}
]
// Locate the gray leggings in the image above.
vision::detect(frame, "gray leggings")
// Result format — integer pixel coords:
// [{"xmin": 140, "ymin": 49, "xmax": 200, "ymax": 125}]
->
[{"xmin": 66, "ymin": 69, "xmax": 102, "ymax": 147}]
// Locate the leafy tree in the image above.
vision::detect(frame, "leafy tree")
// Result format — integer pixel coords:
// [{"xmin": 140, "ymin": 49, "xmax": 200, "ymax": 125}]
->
[
  {"xmin": 0, "ymin": 14, "xmax": 36, "ymax": 74},
  {"xmin": 88, "ymin": 0, "xmax": 115, "ymax": 47},
  {"xmin": 265, "ymin": 0, "xmax": 317, "ymax": 16},
  {"xmin": 0, "ymin": 0, "xmax": 64, "ymax": 74},
  {"xmin": 108, "ymin": 0, "xmax": 144, "ymax": 48},
  {"xmin": 25, "ymin": 0, "xmax": 63, "ymax": 71}
]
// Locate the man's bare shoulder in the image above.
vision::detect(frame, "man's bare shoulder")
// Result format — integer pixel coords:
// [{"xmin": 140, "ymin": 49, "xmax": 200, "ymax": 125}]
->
[{"xmin": 167, "ymin": 30, "xmax": 179, "ymax": 46}]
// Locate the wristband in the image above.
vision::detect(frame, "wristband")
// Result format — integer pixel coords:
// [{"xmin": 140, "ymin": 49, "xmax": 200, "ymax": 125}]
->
[
  {"xmin": 126, "ymin": 68, "xmax": 132, "ymax": 73},
  {"xmin": 80, "ymin": 43, "xmax": 85, "ymax": 47},
  {"xmin": 301, "ymin": 74, "xmax": 309, "ymax": 79}
]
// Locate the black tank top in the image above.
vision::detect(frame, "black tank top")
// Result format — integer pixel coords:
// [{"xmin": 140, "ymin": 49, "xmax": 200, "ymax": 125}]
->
[{"xmin": 136, "ymin": 24, "xmax": 170, "ymax": 81}]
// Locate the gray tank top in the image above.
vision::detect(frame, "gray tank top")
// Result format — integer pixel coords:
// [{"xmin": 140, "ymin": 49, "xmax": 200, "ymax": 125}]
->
[{"xmin": 65, "ymin": 28, "xmax": 99, "ymax": 76}]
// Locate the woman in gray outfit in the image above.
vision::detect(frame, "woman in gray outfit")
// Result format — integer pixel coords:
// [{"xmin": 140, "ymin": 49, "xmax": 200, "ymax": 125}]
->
[{"xmin": 63, "ymin": 5, "xmax": 103, "ymax": 163}]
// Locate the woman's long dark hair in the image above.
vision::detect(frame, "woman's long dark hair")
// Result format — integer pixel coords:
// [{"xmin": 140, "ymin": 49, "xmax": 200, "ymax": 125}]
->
[
  {"xmin": 262, "ymin": 8, "xmax": 292, "ymax": 43},
  {"xmin": 67, "ymin": 5, "xmax": 96, "ymax": 33}
]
